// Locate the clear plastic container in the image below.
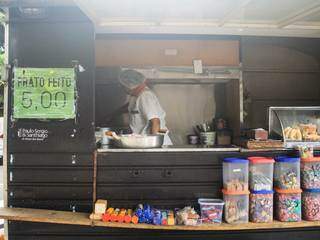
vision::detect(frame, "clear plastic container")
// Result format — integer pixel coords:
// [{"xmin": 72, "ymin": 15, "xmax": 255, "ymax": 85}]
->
[
  {"xmin": 223, "ymin": 158, "xmax": 249, "ymax": 191},
  {"xmin": 222, "ymin": 189, "xmax": 249, "ymax": 224},
  {"xmin": 274, "ymin": 156, "xmax": 300, "ymax": 189},
  {"xmin": 302, "ymin": 189, "xmax": 320, "ymax": 221},
  {"xmin": 198, "ymin": 198, "xmax": 224, "ymax": 224},
  {"xmin": 249, "ymin": 190, "xmax": 273, "ymax": 223},
  {"xmin": 301, "ymin": 157, "xmax": 320, "ymax": 189},
  {"xmin": 275, "ymin": 188, "xmax": 302, "ymax": 222},
  {"xmin": 248, "ymin": 157, "xmax": 274, "ymax": 191}
]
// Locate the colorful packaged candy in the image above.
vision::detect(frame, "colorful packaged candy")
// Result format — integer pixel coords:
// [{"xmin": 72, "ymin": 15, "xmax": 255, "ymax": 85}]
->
[
  {"xmin": 249, "ymin": 190, "xmax": 273, "ymax": 223},
  {"xmin": 223, "ymin": 158, "xmax": 249, "ymax": 191},
  {"xmin": 274, "ymin": 156, "xmax": 300, "ymax": 189},
  {"xmin": 222, "ymin": 189, "xmax": 249, "ymax": 224},
  {"xmin": 198, "ymin": 198, "xmax": 224, "ymax": 224},
  {"xmin": 302, "ymin": 189, "xmax": 320, "ymax": 221},
  {"xmin": 301, "ymin": 157, "xmax": 320, "ymax": 189},
  {"xmin": 248, "ymin": 157, "xmax": 274, "ymax": 191},
  {"xmin": 275, "ymin": 188, "xmax": 302, "ymax": 222}
]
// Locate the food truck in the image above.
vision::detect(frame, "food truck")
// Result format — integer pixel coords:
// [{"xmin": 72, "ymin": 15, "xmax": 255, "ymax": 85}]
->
[{"xmin": 1, "ymin": 0, "xmax": 320, "ymax": 239}]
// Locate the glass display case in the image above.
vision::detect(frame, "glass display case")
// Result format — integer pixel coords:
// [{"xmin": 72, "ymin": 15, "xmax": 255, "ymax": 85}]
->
[{"xmin": 269, "ymin": 107, "xmax": 320, "ymax": 148}]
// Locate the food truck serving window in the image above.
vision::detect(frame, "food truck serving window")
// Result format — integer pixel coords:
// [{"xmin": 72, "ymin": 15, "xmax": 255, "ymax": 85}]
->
[{"xmin": 13, "ymin": 68, "xmax": 76, "ymax": 119}]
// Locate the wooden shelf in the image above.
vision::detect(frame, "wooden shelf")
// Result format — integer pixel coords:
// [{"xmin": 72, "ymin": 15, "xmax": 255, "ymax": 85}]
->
[{"xmin": 1, "ymin": 207, "xmax": 320, "ymax": 231}]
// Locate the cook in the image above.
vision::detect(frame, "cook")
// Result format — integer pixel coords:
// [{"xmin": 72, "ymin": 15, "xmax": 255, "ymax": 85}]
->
[{"xmin": 117, "ymin": 69, "xmax": 172, "ymax": 145}]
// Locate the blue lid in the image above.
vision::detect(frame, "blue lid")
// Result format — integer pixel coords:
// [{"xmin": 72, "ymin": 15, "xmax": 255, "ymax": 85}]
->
[
  {"xmin": 275, "ymin": 156, "xmax": 300, "ymax": 163},
  {"xmin": 304, "ymin": 189, "xmax": 320, "ymax": 193},
  {"xmin": 251, "ymin": 190, "xmax": 274, "ymax": 194},
  {"xmin": 223, "ymin": 158, "xmax": 248, "ymax": 163}
]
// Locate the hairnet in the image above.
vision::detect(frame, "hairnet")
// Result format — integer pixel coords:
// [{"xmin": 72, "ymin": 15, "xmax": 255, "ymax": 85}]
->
[{"xmin": 119, "ymin": 69, "xmax": 146, "ymax": 90}]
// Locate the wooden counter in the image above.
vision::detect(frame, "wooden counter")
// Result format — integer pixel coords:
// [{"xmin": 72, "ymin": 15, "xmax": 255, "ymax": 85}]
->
[{"xmin": 1, "ymin": 207, "xmax": 320, "ymax": 231}]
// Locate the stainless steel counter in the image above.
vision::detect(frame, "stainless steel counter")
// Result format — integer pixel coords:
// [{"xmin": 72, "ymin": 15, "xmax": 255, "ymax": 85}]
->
[{"xmin": 98, "ymin": 145, "xmax": 240, "ymax": 153}]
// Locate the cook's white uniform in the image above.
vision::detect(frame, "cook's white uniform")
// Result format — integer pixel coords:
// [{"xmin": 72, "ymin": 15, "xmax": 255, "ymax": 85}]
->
[{"xmin": 128, "ymin": 88, "xmax": 172, "ymax": 145}]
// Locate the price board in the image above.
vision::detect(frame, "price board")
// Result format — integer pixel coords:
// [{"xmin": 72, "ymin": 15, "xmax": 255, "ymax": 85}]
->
[{"xmin": 13, "ymin": 68, "xmax": 76, "ymax": 119}]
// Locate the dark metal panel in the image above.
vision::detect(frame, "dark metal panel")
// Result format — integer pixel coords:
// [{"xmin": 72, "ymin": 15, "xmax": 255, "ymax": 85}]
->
[
  {"xmin": 97, "ymin": 166, "xmax": 221, "ymax": 184},
  {"xmin": 8, "ymin": 168, "xmax": 92, "ymax": 183},
  {"xmin": 7, "ymin": 222, "xmax": 320, "ymax": 240},
  {"xmin": 9, "ymin": 199, "xmax": 92, "ymax": 212},
  {"xmin": 97, "ymin": 183, "xmax": 221, "ymax": 201},
  {"xmin": 7, "ymin": 7, "xmax": 95, "ymax": 153},
  {"xmin": 9, "ymin": 153, "xmax": 93, "ymax": 167},
  {"xmin": 8, "ymin": 185, "xmax": 92, "ymax": 200}
]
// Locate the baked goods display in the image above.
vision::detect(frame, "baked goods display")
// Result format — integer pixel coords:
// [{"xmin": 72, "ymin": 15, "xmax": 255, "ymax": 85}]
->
[{"xmin": 283, "ymin": 124, "xmax": 320, "ymax": 141}]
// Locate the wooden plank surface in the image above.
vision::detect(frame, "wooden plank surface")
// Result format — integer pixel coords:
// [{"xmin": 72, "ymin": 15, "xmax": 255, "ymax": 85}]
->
[{"xmin": 1, "ymin": 207, "xmax": 320, "ymax": 231}]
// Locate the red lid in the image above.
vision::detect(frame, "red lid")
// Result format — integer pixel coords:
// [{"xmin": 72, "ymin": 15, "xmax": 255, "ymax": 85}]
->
[
  {"xmin": 248, "ymin": 156, "xmax": 275, "ymax": 164},
  {"xmin": 222, "ymin": 189, "xmax": 250, "ymax": 195},
  {"xmin": 301, "ymin": 156, "xmax": 320, "ymax": 162},
  {"xmin": 274, "ymin": 188, "xmax": 302, "ymax": 194}
]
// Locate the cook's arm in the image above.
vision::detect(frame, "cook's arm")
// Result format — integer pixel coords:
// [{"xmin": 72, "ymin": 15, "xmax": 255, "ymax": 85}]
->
[{"xmin": 150, "ymin": 118, "xmax": 161, "ymax": 134}]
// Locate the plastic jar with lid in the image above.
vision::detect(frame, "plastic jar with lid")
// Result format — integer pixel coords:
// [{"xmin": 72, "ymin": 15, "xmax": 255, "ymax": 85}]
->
[
  {"xmin": 274, "ymin": 156, "xmax": 300, "ymax": 189},
  {"xmin": 302, "ymin": 189, "xmax": 320, "ymax": 221},
  {"xmin": 198, "ymin": 198, "xmax": 224, "ymax": 224},
  {"xmin": 223, "ymin": 158, "xmax": 249, "ymax": 192},
  {"xmin": 248, "ymin": 157, "xmax": 274, "ymax": 191},
  {"xmin": 275, "ymin": 188, "xmax": 302, "ymax": 222},
  {"xmin": 249, "ymin": 190, "xmax": 274, "ymax": 223},
  {"xmin": 222, "ymin": 189, "xmax": 249, "ymax": 224},
  {"xmin": 301, "ymin": 157, "xmax": 320, "ymax": 189}
]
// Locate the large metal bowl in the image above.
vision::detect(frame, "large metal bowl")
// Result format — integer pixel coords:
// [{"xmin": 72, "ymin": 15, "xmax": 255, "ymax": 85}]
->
[{"xmin": 115, "ymin": 134, "xmax": 164, "ymax": 148}]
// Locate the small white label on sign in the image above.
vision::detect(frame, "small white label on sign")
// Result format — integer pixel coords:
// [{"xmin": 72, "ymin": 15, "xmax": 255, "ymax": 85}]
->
[
  {"xmin": 193, "ymin": 59, "xmax": 203, "ymax": 74},
  {"xmin": 233, "ymin": 168, "xmax": 241, "ymax": 173}
]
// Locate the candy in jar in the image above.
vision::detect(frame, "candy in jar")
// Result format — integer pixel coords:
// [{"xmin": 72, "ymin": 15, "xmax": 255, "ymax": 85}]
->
[
  {"xmin": 301, "ymin": 157, "xmax": 320, "ymax": 189},
  {"xmin": 223, "ymin": 158, "xmax": 249, "ymax": 191},
  {"xmin": 274, "ymin": 156, "xmax": 300, "ymax": 189},
  {"xmin": 275, "ymin": 188, "xmax": 302, "ymax": 222},
  {"xmin": 198, "ymin": 198, "xmax": 224, "ymax": 224},
  {"xmin": 222, "ymin": 189, "xmax": 249, "ymax": 224},
  {"xmin": 302, "ymin": 189, "xmax": 320, "ymax": 221},
  {"xmin": 249, "ymin": 190, "xmax": 273, "ymax": 223},
  {"xmin": 297, "ymin": 145, "xmax": 314, "ymax": 160}
]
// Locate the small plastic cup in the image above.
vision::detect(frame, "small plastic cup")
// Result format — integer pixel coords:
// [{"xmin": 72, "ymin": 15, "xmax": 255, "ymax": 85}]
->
[
  {"xmin": 274, "ymin": 156, "xmax": 300, "ymax": 189},
  {"xmin": 301, "ymin": 157, "xmax": 320, "ymax": 189},
  {"xmin": 302, "ymin": 189, "xmax": 320, "ymax": 221},
  {"xmin": 249, "ymin": 190, "xmax": 274, "ymax": 223},
  {"xmin": 248, "ymin": 157, "xmax": 274, "ymax": 191},
  {"xmin": 198, "ymin": 198, "xmax": 224, "ymax": 224},
  {"xmin": 223, "ymin": 158, "xmax": 249, "ymax": 192},
  {"xmin": 275, "ymin": 188, "xmax": 302, "ymax": 222},
  {"xmin": 222, "ymin": 189, "xmax": 249, "ymax": 224}
]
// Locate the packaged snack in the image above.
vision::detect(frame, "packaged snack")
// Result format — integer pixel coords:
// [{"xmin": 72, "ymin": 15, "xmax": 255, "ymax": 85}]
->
[
  {"xmin": 248, "ymin": 157, "xmax": 274, "ymax": 191},
  {"xmin": 249, "ymin": 190, "xmax": 273, "ymax": 223},
  {"xmin": 198, "ymin": 198, "xmax": 224, "ymax": 224},
  {"xmin": 275, "ymin": 188, "xmax": 302, "ymax": 222}
]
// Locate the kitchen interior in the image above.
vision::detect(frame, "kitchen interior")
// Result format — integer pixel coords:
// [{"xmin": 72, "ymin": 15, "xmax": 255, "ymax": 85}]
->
[{"xmin": 94, "ymin": 34, "xmax": 320, "ymax": 151}]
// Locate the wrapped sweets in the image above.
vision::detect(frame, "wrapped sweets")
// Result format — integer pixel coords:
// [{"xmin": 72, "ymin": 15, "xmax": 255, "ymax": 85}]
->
[
  {"xmin": 222, "ymin": 189, "xmax": 249, "ymax": 224},
  {"xmin": 275, "ymin": 188, "xmax": 302, "ymax": 222},
  {"xmin": 301, "ymin": 157, "xmax": 320, "ymax": 189},
  {"xmin": 102, "ymin": 207, "xmax": 114, "ymax": 222},
  {"xmin": 198, "ymin": 198, "xmax": 224, "ymax": 224},
  {"xmin": 175, "ymin": 207, "xmax": 200, "ymax": 226},
  {"xmin": 302, "ymin": 189, "xmax": 320, "ymax": 221},
  {"xmin": 249, "ymin": 190, "xmax": 273, "ymax": 223},
  {"xmin": 248, "ymin": 157, "xmax": 274, "ymax": 191},
  {"xmin": 223, "ymin": 158, "xmax": 249, "ymax": 191},
  {"xmin": 274, "ymin": 156, "xmax": 300, "ymax": 189}
]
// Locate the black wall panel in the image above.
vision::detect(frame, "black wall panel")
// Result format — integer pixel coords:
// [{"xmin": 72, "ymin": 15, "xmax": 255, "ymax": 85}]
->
[{"xmin": 7, "ymin": 7, "xmax": 95, "ymax": 153}]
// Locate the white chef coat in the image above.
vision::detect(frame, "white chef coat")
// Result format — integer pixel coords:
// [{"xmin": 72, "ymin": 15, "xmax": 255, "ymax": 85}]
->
[{"xmin": 128, "ymin": 88, "xmax": 172, "ymax": 145}]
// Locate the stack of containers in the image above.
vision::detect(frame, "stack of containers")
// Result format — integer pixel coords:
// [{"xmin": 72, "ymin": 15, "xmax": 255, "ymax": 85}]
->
[
  {"xmin": 300, "ymin": 152, "xmax": 320, "ymax": 221},
  {"xmin": 274, "ymin": 156, "xmax": 302, "ymax": 222},
  {"xmin": 248, "ymin": 157, "xmax": 275, "ymax": 223},
  {"xmin": 222, "ymin": 158, "xmax": 249, "ymax": 223}
]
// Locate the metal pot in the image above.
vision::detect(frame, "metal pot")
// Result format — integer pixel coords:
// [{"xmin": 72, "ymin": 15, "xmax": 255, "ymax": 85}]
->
[{"xmin": 114, "ymin": 134, "xmax": 164, "ymax": 149}]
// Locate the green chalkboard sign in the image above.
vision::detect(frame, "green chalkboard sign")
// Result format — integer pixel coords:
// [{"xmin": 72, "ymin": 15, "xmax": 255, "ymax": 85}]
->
[{"xmin": 13, "ymin": 68, "xmax": 76, "ymax": 119}]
